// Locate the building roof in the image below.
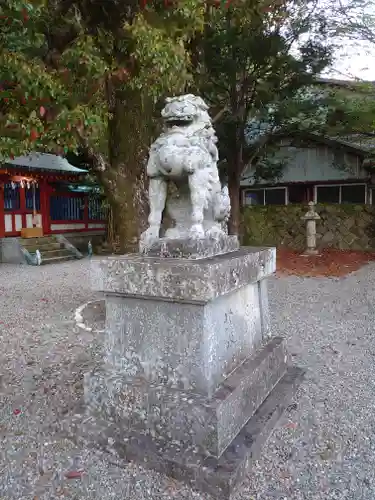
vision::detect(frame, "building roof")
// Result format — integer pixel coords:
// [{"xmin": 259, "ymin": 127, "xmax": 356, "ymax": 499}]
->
[
  {"xmin": 298, "ymin": 132, "xmax": 375, "ymax": 156},
  {"xmin": 314, "ymin": 77, "xmax": 375, "ymax": 91},
  {"xmin": 5, "ymin": 153, "xmax": 87, "ymax": 173},
  {"xmin": 331, "ymin": 134, "xmax": 375, "ymax": 153}
]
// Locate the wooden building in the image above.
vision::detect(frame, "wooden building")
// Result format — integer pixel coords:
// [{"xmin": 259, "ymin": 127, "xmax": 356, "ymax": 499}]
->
[
  {"xmin": 241, "ymin": 134, "xmax": 375, "ymax": 206},
  {"xmin": 0, "ymin": 153, "xmax": 106, "ymax": 239}
]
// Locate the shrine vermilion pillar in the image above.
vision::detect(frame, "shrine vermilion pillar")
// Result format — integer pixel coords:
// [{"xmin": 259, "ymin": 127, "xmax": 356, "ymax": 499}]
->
[
  {"xmin": 40, "ymin": 179, "xmax": 50, "ymax": 234},
  {"xmin": 0, "ymin": 183, "xmax": 5, "ymax": 238}
]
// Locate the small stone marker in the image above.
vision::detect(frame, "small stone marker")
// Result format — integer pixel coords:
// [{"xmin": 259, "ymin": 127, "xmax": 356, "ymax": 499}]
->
[{"xmin": 301, "ymin": 201, "xmax": 320, "ymax": 256}]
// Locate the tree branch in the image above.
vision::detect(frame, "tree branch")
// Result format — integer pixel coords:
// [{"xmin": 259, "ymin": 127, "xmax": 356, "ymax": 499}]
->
[
  {"xmin": 75, "ymin": 127, "xmax": 107, "ymax": 172},
  {"xmin": 212, "ymin": 107, "xmax": 228, "ymax": 123}
]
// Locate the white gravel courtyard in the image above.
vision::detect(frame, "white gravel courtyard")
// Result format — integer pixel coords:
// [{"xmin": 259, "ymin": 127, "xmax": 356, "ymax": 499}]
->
[{"xmin": 0, "ymin": 259, "xmax": 375, "ymax": 499}]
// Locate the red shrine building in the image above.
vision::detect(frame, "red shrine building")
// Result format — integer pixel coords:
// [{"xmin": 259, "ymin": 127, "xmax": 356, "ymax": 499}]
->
[{"xmin": 0, "ymin": 153, "xmax": 107, "ymax": 262}]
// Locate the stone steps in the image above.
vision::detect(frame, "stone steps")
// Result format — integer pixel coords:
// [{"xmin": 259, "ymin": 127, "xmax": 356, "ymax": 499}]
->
[
  {"xmin": 19, "ymin": 235, "xmax": 80, "ymax": 265},
  {"xmin": 19, "ymin": 236, "xmax": 57, "ymax": 246},
  {"xmin": 40, "ymin": 254, "xmax": 76, "ymax": 265},
  {"xmin": 21, "ymin": 242, "xmax": 62, "ymax": 252}
]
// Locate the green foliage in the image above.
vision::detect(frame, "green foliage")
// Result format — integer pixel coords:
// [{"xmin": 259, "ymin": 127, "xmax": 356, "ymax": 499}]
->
[
  {"xmin": 0, "ymin": 0, "xmax": 204, "ymax": 162},
  {"xmin": 250, "ymin": 149, "xmax": 290, "ymax": 182},
  {"xmin": 327, "ymin": 0, "xmax": 375, "ymax": 143},
  {"xmin": 0, "ymin": 0, "xmax": 108, "ymax": 160},
  {"xmin": 326, "ymin": 84, "xmax": 375, "ymax": 135},
  {"xmin": 189, "ymin": 0, "xmax": 335, "ymax": 188},
  {"xmin": 242, "ymin": 205, "xmax": 279, "ymax": 247}
]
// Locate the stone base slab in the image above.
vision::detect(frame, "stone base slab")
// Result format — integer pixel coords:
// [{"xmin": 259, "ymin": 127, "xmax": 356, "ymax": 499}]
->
[
  {"xmin": 85, "ymin": 337, "xmax": 289, "ymax": 458},
  {"xmin": 91, "ymin": 246, "xmax": 276, "ymax": 303},
  {"xmin": 68, "ymin": 366, "xmax": 304, "ymax": 499},
  {"xmin": 143, "ymin": 235, "xmax": 239, "ymax": 259},
  {"xmin": 300, "ymin": 250, "xmax": 321, "ymax": 256}
]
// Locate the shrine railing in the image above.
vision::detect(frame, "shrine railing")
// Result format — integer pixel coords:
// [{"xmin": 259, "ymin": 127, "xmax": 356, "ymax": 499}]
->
[{"xmin": 49, "ymin": 192, "xmax": 107, "ymax": 233}]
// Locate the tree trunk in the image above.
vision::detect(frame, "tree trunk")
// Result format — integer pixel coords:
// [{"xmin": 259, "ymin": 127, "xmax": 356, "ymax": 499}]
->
[
  {"xmin": 227, "ymin": 135, "xmax": 243, "ymax": 236},
  {"xmin": 101, "ymin": 89, "xmax": 157, "ymax": 252},
  {"xmin": 227, "ymin": 165, "xmax": 241, "ymax": 236}
]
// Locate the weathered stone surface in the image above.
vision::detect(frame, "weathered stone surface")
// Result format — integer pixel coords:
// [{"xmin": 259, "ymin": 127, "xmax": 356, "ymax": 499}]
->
[
  {"xmin": 258, "ymin": 278, "xmax": 271, "ymax": 338},
  {"xmin": 143, "ymin": 234, "xmax": 239, "ymax": 259},
  {"xmin": 0, "ymin": 237, "xmax": 26, "ymax": 264},
  {"xmin": 102, "ymin": 279, "xmax": 263, "ymax": 396},
  {"xmin": 85, "ymin": 336, "xmax": 289, "ymax": 458},
  {"xmin": 84, "ymin": 243, "xmax": 305, "ymax": 499},
  {"xmin": 75, "ymin": 366, "xmax": 305, "ymax": 499},
  {"xmin": 91, "ymin": 246, "xmax": 276, "ymax": 304}
]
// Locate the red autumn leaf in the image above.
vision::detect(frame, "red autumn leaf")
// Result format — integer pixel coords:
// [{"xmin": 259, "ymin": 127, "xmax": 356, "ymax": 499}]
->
[
  {"xmin": 13, "ymin": 408, "xmax": 21, "ymax": 415},
  {"xmin": 30, "ymin": 129, "xmax": 39, "ymax": 141},
  {"xmin": 39, "ymin": 106, "xmax": 46, "ymax": 117},
  {"xmin": 21, "ymin": 8, "xmax": 29, "ymax": 22},
  {"xmin": 65, "ymin": 470, "xmax": 84, "ymax": 479},
  {"xmin": 284, "ymin": 422, "xmax": 297, "ymax": 429}
]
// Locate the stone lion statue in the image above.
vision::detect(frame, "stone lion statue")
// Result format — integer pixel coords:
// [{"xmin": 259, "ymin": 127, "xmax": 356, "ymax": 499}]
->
[{"xmin": 140, "ymin": 94, "xmax": 231, "ymax": 251}]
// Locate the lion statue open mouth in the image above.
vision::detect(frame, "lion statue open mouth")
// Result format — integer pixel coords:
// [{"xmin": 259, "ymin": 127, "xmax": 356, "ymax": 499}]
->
[{"xmin": 140, "ymin": 94, "xmax": 231, "ymax": 251}]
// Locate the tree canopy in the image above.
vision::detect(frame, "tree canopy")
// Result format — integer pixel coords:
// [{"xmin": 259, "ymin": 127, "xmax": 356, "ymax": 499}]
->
[
  {"xmin": 0, "ymin": 0, "xmax": 207, "ymax": 248},
  {"xmin": 326, "ymin": 0, "xmax": 375, "ymax": 138},
  {"xmin": 0, "ymin": 0, "xmax": 204, "ymax": 160},
  {"xmin": 190, "ymin": 0, "xmax": 333, "ymax": 231}
]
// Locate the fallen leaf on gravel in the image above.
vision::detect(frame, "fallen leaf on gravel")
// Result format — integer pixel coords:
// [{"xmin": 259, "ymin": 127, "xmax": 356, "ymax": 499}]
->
[
  {"xmin": 13, "ymin": 408, "xmax": 21, "ymax": 415},
  {"xmin": 284, "ymin": 422, "xmax": 298, "ymax": 429},
  {"xmin": 65, "ymin": 470, "xmax": 84, "ymax": 479},
  {"xmin": 56, "ymin": 488, "xmax": 68, "ymax": 496}
]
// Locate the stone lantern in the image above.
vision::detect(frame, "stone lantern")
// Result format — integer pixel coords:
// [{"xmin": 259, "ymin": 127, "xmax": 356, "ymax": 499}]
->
[{"xmin": 301, "ymin": 201, "xmax": 320, "ymax": 255}]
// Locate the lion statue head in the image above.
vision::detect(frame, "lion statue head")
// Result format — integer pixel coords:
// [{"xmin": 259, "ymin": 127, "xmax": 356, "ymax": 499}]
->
[{"xmin": 161, "ymin": 94, "xmax": 212, "ymax": 130}]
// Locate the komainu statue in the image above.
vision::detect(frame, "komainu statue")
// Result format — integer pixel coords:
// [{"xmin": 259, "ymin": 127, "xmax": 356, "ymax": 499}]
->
[{"xmin": 139, "ymin": 94, "xmax": 231, "ymax": 251}]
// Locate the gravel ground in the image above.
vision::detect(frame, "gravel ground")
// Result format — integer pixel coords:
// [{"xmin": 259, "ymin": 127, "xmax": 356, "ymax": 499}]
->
[{"xmin": 1, "ymin": 259, "xmax": 375, "ymax": 499}]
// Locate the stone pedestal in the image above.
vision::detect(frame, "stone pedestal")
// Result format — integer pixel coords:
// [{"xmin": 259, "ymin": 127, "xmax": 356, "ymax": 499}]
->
[{"xmin": 84, "ymin": 240, "xmax": 303, "ymax": 499}]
